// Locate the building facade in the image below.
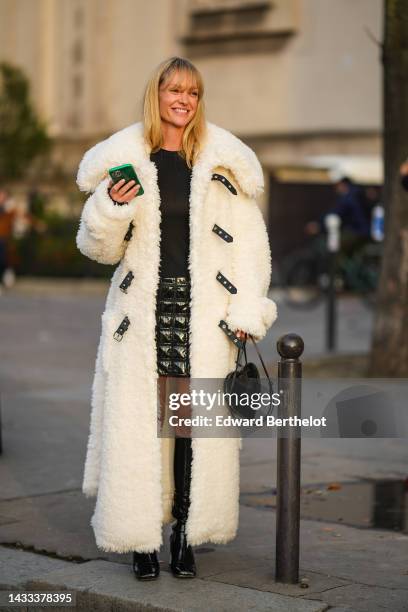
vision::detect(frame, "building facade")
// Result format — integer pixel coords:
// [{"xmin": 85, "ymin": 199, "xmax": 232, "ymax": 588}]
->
[{"xmin": 0, "ymin": 0, "xmax": 382, "ymax": 257}]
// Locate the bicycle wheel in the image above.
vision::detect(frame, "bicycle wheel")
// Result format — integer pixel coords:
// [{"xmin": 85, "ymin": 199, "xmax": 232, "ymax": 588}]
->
[
  {"xmin": 282, "ymin": 250, "xmax": 325, "ymax": 309},
  {"xmin": 349, "ymin": 243, "xmax": 382, "ymax": 309}
]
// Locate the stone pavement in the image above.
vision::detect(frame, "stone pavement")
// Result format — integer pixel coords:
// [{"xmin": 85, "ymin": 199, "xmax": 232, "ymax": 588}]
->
[{"xmin": 0, "ymin": 279, "xmax": 407, "ymax": 611}]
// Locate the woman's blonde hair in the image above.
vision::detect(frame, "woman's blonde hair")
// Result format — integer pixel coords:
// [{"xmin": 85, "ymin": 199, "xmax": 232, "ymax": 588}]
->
[{"xmin": 143, "ymin": 57, "xmax": 207, "ymax": 168}]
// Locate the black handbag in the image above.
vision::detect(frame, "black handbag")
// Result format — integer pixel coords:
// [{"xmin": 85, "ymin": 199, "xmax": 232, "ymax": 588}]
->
[{"xmin": 223, "ymin": 334, "xmax": 274, "ymax": 420}]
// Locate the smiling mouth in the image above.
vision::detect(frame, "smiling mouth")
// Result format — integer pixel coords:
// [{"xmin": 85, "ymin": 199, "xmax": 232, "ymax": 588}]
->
[{"xmin": 171, "ymin": 108, "xmax": 189, "ymax": 114}]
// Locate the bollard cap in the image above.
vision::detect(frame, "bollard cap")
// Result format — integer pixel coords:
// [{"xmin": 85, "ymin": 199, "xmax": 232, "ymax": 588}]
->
[
  {"xmin": 325, "ymin": 213, "xmax": 341, "ymax": 229},
  {"xmin": 277, "ymin": 334, "xmax": 304, "ymax": 359}
]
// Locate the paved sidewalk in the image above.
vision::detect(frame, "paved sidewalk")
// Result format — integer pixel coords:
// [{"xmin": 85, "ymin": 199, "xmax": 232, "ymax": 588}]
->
[
  {"xmin": 1, "ymin": 547, "xmax": 328, "ymax": 612},
  {"xmin": 0, "ymin": 280, "xmax": 407, "ymax": 611},
  {"xmin": 1, "ymin": 496, "xmax": 408, "ymax": 611}
]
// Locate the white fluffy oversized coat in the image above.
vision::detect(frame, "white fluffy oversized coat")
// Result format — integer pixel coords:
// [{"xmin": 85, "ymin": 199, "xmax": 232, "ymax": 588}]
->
[{"xmin": 76, "ymin": 120, "xmax": 277, "ymax": 553}]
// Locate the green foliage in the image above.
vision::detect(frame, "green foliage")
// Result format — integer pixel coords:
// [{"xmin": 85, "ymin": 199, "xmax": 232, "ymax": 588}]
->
[
  {"xmin": 13, "ymin": 199, "xmax": 113, "ymax": 278},
  {"xmin": 0, "ymin": 62, "xmax": 52, "ymax": 180}
]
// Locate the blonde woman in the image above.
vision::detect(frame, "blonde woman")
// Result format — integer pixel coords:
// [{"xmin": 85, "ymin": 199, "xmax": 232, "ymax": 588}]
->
[{"xmin": 76, "ymin": 57, "xmax": 277, "ymax": 581}]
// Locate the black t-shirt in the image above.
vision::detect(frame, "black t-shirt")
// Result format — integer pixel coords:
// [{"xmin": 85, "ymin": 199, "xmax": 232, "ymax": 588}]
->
[{"xmin": 150, "ymin": 148, "xmax": 192, "ymax": 278}]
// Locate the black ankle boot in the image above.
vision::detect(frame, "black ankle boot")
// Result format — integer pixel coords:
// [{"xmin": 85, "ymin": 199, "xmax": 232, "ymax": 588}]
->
[
  {"xmin": 169, "ymin": 437, "xmax": 196, "ymax": 578},
  {"xmin": 132, "ymin": 551, "xmax": 160, "ymax": 580}
]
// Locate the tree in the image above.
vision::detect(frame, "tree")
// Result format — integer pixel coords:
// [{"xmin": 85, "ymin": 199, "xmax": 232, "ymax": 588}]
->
[
  {"xmin": 0, "ymin": 62, "xmax": 51, "ymax": 180},
  {"xmin": 369, "ymin": 0, "xmax": 408, "ymax": 375}
]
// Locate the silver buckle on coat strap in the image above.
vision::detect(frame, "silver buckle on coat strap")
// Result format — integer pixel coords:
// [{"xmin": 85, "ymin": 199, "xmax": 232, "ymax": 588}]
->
[{"xmin": 113, "ymin": 316, "xmax": 130, "ymax": 341}]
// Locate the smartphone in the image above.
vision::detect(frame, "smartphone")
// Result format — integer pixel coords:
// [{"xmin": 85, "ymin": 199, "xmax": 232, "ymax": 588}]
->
[{"xmin": 108, "ymin": 164, "xmax": 144, "ymax": 196}]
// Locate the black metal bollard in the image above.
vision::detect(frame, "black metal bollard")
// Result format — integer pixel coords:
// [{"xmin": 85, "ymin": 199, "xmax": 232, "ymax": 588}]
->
[
  {"xmin": 324, "ymin": 213, "xmax": 340, "ymax": 352},
  {"xmin": 275, "ymin": 333, "xmax": 304, "ymax": 583},
  {"xmin": 0, "ymin": 396, "xmax": 2, "ymax": 455},
  {"xmin": 326, "ymin": 250, "xmax": 337, "ymax": 351}
]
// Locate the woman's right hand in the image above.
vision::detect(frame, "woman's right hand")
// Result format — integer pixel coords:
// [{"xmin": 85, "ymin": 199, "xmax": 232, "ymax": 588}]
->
[{"xmin": 107, "ymin": 178, "xmax": 141, "ymax": 204}]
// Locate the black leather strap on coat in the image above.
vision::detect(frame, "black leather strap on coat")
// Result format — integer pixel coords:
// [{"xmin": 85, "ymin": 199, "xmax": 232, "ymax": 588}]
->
[
  {"xmin": 212, "ymin": 223, "xmax": 233, "ymax": 243},
  {"xmin": 124, "ymin": 221, "xmax": 134, "ymax": 242},
  {"xmin": 216, "ymin": 271, "xmax": 237, "ymax": 294},
  {"xmin": 218, "ymin": 319, "xmax": 245, "ymax": 349},
  {"xmin": 113, "ymin": 315, "xmax": 130, "ymax": 341},
  {"xmin": 119, "ymin": 271, "xmax": 134, "ymax": 293},
  {"xmin": 211, "ymin": 173, "xmax": 237, "ymax": 195}
]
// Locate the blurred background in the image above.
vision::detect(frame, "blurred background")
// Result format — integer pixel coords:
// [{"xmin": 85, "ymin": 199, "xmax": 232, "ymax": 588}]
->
[{"xmin": 0, "ymin": 0, "xmax": 382, "ymax": 279}]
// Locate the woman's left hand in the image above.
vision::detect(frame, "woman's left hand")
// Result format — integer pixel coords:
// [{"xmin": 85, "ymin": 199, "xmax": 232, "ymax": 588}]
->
[{"xmin": 235, "ymin": 329, "xmax": 248, "ymax": 340}]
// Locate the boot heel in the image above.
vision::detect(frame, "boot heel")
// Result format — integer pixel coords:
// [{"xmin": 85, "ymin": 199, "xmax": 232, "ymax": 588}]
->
[
  {"xmin": 132, "ymin": 551, "xmax": 160, "ymax": 580},
  {"xmin": 169, "ymin": 523, "xmax": 196, "ymax": 578}
]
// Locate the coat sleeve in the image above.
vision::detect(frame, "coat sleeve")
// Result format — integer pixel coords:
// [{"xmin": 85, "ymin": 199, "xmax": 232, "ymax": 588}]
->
[
  {"xmin": 76, "ymin": 177, "xmax": 137, "ymax": 265},
  {"xmin": 224, "ymin": 194, "xmax": 278, "ymax": 342}
]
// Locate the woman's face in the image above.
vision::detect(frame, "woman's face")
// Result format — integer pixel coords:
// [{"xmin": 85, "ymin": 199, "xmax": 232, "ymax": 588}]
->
[{"xmin": 158, "ymin": 70, "xmax": 199, "ymax": 129}]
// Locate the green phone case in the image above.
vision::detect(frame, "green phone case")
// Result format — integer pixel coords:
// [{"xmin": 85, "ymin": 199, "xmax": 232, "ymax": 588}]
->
[{"xmin": 108, "ymin": 163, "xmax": 144, "ymax": 196}]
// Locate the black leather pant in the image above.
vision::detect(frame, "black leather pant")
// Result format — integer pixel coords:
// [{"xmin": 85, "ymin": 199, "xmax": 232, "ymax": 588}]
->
[{"xmin": 155, "ymin": 276, "xmax": 191, "ymax": 377}]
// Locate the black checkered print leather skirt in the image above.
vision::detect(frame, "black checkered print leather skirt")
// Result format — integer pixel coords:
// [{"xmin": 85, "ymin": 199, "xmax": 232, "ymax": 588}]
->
[{"xmin": 155, "ymin": 276, "xmax": 191, "ymax": 377}]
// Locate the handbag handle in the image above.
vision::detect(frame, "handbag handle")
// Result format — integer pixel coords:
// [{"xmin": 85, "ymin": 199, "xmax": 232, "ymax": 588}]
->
[
  {"xmin": 248, "ymin": 334, "xmax": 273, "ymax": 389},
  {"xmin": 226, "ymin": 334, "xmax": 275, "ymax": 418},
  {"xmin": 230, "ymin": 342, "xmax": 246, "ymax": 387},
  {"xmin": 230, "ymin": 334, "xmax": 273, "ymax": 394}
]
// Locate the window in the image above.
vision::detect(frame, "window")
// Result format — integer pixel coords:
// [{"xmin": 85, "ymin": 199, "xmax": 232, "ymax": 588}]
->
[{"xmin": 181, "ymin": 0, "xmax": 298, "ymax": 55}]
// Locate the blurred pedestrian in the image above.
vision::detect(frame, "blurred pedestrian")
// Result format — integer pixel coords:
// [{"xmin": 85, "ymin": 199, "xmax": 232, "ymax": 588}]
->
[
  {"xmin": 305, "ymin": 176, "xmax": 370, "ymax": 254},
  {"xmin": 0, "ymin": 187, "xmax": 17, "ymax": 289},
  {"xmin": 400, "ymin": 159, "xmax": 408, "ymax": 191}
]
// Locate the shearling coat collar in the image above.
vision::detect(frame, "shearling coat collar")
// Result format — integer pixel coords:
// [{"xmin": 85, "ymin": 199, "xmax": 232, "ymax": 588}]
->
[{"xmin": 76, "ymin": 120, "xmax": 264, "ymax": 199}]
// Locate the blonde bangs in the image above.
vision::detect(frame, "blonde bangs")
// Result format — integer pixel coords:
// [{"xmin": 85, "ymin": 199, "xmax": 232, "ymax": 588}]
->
[{"xmin": 142, "ymin": 57, "xmax": 207, "ymax": 168}]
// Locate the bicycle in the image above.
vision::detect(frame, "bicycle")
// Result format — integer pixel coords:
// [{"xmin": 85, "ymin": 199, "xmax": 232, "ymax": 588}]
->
[{"xmin": 281, "ymin": 234, "xmax": 382, "ymax": 310}]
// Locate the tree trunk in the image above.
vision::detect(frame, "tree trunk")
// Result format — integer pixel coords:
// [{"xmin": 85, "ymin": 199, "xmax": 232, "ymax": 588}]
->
[{"xmin": 369, "ymin": 0, "xmax": 408, "ymax": 376}]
